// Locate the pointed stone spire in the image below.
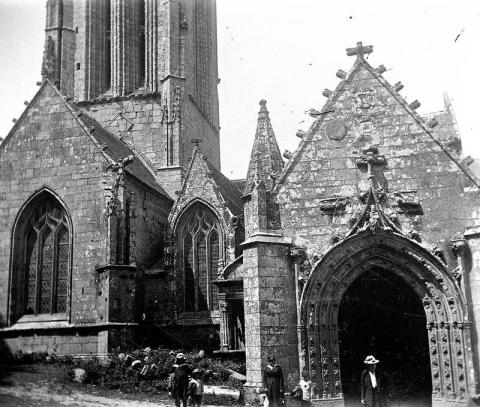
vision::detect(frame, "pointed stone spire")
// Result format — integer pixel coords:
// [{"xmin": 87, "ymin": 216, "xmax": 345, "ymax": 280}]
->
[{"xmin": 244, "ymin": 99, "xmax": 284, "ymax": 194}]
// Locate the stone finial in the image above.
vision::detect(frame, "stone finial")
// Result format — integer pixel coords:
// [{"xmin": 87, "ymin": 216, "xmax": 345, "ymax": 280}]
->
[
  {"xmin": 283, "ymin": 150, "xmax": 293, "ymax": 160},
  {"xmin": 191, "ymin": 138, "xmax": 203, "ymax": 147},
  {"xmin": 322, "ymin": 89, "xmax": 332, "ymax": 98},
  {"xmin": 346, "ymin": 41, "xmax": 373, "ymax": 60},
  {"xmin": 394, "ymin": 82, "xmax": 404, "ymax": 92},
  {"xmin": 409, "ymin": 100, "xmax": 421, "ymax": 110},
  {"xmin": 258, "ymin": 99, "xmax": 269, "ymax": 119},
  {"xmin": 427, "ymin": 118, "xmax": 439, "ymax": 128},
  {"xmin": 308, "ymin": 108, "xmax": 321, "ymax": 117},
  {"xmin": 376, "ymin": 65, "xmax": 387, "ymax": 74},
  {"xmin": 336, "ymin": 69, "xmax": 347, "ymax": 79},
  {"xmin": 296, "ymin": 130, "xmax": 307, "ymax": 139},
  {"xmin": 23, "ymin": 101, "xmax": 29, "ymax": 106}
]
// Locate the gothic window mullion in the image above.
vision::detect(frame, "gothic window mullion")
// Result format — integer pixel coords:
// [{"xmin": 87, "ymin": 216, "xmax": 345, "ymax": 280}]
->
[
  {"xmin": 35, "ymin": 226, "xmax": 45, "ymax": 315},
  {"xmin": 56, "ymin": 223, "xmax": 69, "ymax": 314},
  {"xmin": 184, "ymin": 233, "xmax": 194, "ymax": 312},
  {"xmin": 25, "ymin": 227, "xmax": 39, "ymax": 315},
  {"xmin": 51, "ymin": 226, "xmax": 60, "ymax": 314},
  {"xmin": 193, "ymin": 231, "xmax": 198, "ymax": 312},
  {"xmin": 210, "ymin": 228, "xmax": 219, "ymax": 310},
  {"xmin": 41, "ymin": 223, "xmax": 55, "ymax": 314},
  {"xmin": 206, "ymin": 230, "xmax": 212, "ymax": 311}
]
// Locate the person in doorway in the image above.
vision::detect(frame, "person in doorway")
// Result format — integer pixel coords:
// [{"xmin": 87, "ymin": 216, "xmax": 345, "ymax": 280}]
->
[
  {"xmin": 360, "ymin": 355, "xmax": 390, "ymax": 407},
  {"xmin": 264, "ymin": 355, "xmax": 285, "ymax": 407},
  {"xmin": 170, "ymin": 353, "xmax": 191, "ymax": 407}
]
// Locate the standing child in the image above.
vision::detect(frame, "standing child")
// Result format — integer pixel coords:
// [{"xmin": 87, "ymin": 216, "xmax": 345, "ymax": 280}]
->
[
  {"xmin": 170, "ymin": 353, "xmax": 191, "ymax": 407},
  {"xmin": 188, "ymin": 369, "xmax": 204, "ymax": 407}
]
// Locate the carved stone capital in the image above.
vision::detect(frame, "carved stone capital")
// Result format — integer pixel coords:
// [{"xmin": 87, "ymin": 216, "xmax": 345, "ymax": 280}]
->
[
  {"xmin": 290, "ymin": 247, "xmax": 305, "ymax": 260},
  {"xmin": 451, "ymin": 238, "xmax": 468, "ymax": 257},
  {"xmin": 318, "ymin": 196, "xmax": 350, "ymax": 215}
]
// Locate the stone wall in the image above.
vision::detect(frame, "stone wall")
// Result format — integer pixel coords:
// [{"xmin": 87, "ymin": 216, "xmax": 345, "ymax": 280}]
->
[
  {"xmin": 124, "ymin": 176, "xmax": 171, "ymax": 268},
  {"xmin": 2, "ymin": 330, "xmax": 100, "ymax": 356}
]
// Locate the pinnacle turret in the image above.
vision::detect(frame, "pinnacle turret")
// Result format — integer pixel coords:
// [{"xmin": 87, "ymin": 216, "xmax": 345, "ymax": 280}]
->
[{"xmin": 244, "ymin": 100, "xmax": 284, "ymax": 194}]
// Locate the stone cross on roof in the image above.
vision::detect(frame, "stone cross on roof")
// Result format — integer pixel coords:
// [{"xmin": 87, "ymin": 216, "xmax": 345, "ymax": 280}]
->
[{"xmin": 346, "ymin": 41, "xmax": 373, "ymax": 60}]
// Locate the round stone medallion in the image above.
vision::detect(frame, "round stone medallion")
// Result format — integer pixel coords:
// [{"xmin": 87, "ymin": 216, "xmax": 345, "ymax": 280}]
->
[{"xmin": 326, "ymin": 119, "xmax": 348, "ymax": 141}]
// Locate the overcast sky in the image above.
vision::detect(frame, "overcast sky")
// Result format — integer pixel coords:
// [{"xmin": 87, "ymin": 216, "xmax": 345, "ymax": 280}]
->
[{"xmin": 0, "ymin": 0, "xmax": 479, "ymax": 179}]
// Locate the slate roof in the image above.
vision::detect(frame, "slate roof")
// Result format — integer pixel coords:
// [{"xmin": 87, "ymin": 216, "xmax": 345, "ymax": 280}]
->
[
  {"xmin": 205, "ymin": 159, "xmax": 243, "ymax": 215},
  {"xmin": 231, "ymin": 179, "xmax": 246, "ymax": 193},
  {"xmin": 4, "ymin": 79, "xmax": 171, "ymax": 200},
  {"xmin": 77, "ymin": 112, "xmax": 171, "ymax": 199}
]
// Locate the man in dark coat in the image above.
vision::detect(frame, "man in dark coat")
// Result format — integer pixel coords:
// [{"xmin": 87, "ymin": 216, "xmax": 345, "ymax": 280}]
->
[
  {"xmin": 171, "ymin": 353, "xmax": 191, "ymax": 407},
  {"xmin": 264, "ymin": 355, "xmax": 285, "ymax": 407},
  {"xmin": 360, "ymin": 355, "xmax": 390, "ymax": 407}
]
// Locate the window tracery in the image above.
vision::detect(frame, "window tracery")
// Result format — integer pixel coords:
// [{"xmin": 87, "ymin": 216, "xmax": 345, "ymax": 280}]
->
[
  {"xmin": 13, "ymin": 192, "xmax": 71, "ymax": 319},
  {"xmin": 179, "ymin": 205, "xmax": 221, "ymax": 312}
]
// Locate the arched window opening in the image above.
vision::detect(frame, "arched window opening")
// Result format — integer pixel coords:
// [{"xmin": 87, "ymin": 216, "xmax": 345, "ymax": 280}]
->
[
  {"xmin": 178, "ymin": 204, "xmax": 221, "ymax": 312},
  {"xmin": 184, "ymin": 233, "xmax": 195, "ymax": 312},
  {"xmin": 12, "ymin": 192, "xmax": 71, "ymax": 321},
  {"xmin": 138, "ymin": 0, "xmax": 146, "ymax": 88},
  {"xmin": 209, "ymin": 230, "xmax": 219, "ymax": 310},
  {"xmin": 104, "ymin": 0, "xmax": 112, "ymax": 92}
]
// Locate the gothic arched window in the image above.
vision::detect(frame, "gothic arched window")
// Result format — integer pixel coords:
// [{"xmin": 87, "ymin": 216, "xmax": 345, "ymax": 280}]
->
[
  {"xmin": 11, "ymin": 191, "xmax": 71, "ymax": 321},
  {"xmin": 179, "ymin": 205, "xmax": 221, "ymax": 312}
]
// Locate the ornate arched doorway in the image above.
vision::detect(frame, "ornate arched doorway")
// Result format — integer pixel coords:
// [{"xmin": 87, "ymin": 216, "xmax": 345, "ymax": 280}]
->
[
  {"xmin": 338, "ymin": 266, "xmax": 431, "ymax": 406},
  {"xmin": 300, "ymin": 231, "xmax": 471, "ymax": 407}
]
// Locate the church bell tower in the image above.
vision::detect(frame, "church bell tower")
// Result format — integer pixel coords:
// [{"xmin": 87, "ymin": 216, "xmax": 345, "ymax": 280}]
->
[{"xmin": 42, "ymin": 0, "xmax": 220, "ymax": 197}]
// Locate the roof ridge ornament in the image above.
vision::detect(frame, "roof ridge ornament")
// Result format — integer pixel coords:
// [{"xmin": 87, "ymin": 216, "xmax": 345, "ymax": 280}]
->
[{"xmin": 346, "ymin": 41, "xmax": 373, "ymax": 60}]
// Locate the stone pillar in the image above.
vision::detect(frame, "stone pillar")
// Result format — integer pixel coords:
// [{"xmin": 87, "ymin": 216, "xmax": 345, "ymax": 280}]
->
[
  {"xmin": 219, "ymin": 294, "xmax": 232, "ymax": 351},
  {"xmin": 111, "ymin": 0, "xmax": 142, "ymax": 96},
  {"xmin": 290, "ymin": 247, "xmax": 307, "ymax": 380},
  {"xmin": 462, "ymin": 228, "xmax": 480, "ymax": 396},
  {"xmin": 242, "ymin": 235, "xmax": 298, "ymax": 404},
  {"xmin": 144, "ymin": 0, "xmax": 158, "ymax": 92}
]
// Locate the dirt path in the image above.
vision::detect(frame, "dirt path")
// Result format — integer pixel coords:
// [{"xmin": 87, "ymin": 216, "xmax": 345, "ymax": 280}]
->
[{"xmin": 0, "ymin": 384, "xmax": 223, "ymax": 407}]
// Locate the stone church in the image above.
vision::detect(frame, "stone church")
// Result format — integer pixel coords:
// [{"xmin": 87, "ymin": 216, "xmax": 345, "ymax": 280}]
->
[{"xmin": 1, "ymin": 1, "xmax": 480, "ymax": 406}]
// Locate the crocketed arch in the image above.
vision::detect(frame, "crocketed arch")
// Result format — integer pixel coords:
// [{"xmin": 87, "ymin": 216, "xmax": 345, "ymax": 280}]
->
[
  {"xmin": 10, "ymin": 189, "xmax": 72, "ymax": 323},
  {"xmin": 176, "ymin": 202, "xmax": 223, "ymax": 312},
  {"xmin": 299, "ymin": 230, "xmax": 471, "ymax": 405}
]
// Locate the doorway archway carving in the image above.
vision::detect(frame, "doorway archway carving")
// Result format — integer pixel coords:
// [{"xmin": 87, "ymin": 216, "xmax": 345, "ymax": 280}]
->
[{"xmin": 300, "ymin": 230, "xmax": 472, "ymax": 405}]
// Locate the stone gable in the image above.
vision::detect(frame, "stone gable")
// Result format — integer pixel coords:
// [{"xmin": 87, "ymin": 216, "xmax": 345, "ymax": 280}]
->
[
  {"xmin": 0, "ymin": 81, "xmax": 114, "ymax": 327},
  {"xmin": 275, "ymin": 58, "xmax": 480, "ymax": 259},
  {"xmin": 170, "ymin": 147, "xmax": 241, "ymax": 233}
]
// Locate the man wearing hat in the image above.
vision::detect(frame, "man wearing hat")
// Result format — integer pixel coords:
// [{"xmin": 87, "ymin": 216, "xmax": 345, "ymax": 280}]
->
[
  {"xmin": 360, "ymin": 355, "xmax": 390, "ymax": 407},
  {"xmin": 170, "ymin": 353, "xmax": 191, "ymax": 407}
]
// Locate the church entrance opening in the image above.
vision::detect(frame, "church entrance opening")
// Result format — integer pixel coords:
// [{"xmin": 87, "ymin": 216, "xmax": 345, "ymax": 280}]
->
[{"xmin": 338, "ymin": 267, "xmax": 431, "ymax": 407}]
